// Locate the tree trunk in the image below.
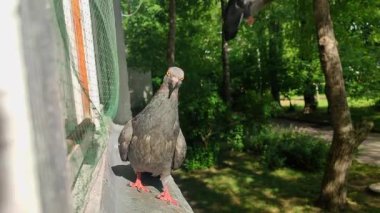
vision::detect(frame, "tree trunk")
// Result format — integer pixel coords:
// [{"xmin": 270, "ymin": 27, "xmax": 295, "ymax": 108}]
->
[
  {"xmin": 303, "ymin": 81, "xmax": 318, "ymax": 114},
  {"xmin": 313, "ymin": 0, "xmax": 373, "ymax": 211},
  {"xmin": 221, "ymin": 0, "xmax": 232, "ymax": 105},
  {"xmin": 257, "ymin": 25, "xmax": 268, "ymax": 96},
  {"xmin": 299, "ymin": 0, "xmax": 318, "ymax": 114},
  {"xmin": 167, "ymin": 0, "xmax": 176, "ymax": 66},
  {"xmin": 268, "ymin": 17, "xmax": 281, "ymax": 103}
]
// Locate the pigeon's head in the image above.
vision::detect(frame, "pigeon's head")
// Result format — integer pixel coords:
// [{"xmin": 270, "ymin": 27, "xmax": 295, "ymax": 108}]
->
[{"xmin": 164, "ymin": 67, "xmax": 184, "ymax": 98}]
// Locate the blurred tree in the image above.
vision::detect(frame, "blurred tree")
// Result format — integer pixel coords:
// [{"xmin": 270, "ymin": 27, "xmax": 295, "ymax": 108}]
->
[
  {"xmin": 121, "ymin": 0, "xmax": 379, "ymax": 178},
  {"xmin": 122, "ymin": 0, "xmax": 167, "ymax": 72},
  {"xmin": 221, "ymin": 0, "xmax": 232, "ymax": 105},
  {"xmin": 297, "ymin": 0, "xmax": 318, "ymax": 113},
  {"xmin": 313, "ymin": 0, "xmax": 373, "ymax": 210},
  {"xmin": 167, "ymin": 0, "xmax": 176, "ymax": 66},
  {"xmin": 267, "ymin": 13, "xmax": 282, "ymax": 103},
  {"xmin": 330, "ymin": 0, "xmax": 380, "ymax": 99}
]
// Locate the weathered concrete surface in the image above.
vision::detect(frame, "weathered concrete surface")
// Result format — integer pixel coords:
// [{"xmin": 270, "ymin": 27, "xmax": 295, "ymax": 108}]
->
[{"xmin": 84, "ymin": 124, "xmax": 193, "ymax": 213}]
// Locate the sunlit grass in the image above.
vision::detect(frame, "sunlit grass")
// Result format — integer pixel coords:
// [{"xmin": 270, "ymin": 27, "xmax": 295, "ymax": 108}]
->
[
  {"xmin": 281, "ymin": 95, "xmax": 376, "ymax": 109},
  {"xmin": 174, "ymin": 152, "xmax": 380, "ymax": 213},
  {"xmin": 280, "ymin": 95, "xmax": 380, "ymax": 131}
]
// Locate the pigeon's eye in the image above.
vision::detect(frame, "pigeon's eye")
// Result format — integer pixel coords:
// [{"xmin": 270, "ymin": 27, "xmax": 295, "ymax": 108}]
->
[
  {"xmin": 179, "ymin": 77, "xmax": 184, "ymax": 81},
  {"xmin": 166, "ymin": 71, "xmax": 172, "ymax": 77}
]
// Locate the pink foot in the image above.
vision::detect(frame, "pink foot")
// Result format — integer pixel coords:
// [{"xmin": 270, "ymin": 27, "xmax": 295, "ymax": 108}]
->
[
  {"xmin": 129, "ymin": 172, "xmax": 150, "ymax": 192},
  {"xmin": 246, "ymin": 16, "xmax": 255, "ymax": 26},
  {"xmin": 156, "ymin": 185, "xmax": 178, "ymax": 206}
]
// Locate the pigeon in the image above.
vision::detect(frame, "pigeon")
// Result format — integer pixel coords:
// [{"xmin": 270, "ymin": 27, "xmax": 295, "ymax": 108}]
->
[
  {"xmin": 223, "ymin": 0, "xmax": 270, "ymax": 41},
  {"xmin": 118, "ymin": 67, "xmax": 187, "ymax": 205},
  {"xmin": 223, "ymin": 0, "xmax": 254, "ymax": 41}
]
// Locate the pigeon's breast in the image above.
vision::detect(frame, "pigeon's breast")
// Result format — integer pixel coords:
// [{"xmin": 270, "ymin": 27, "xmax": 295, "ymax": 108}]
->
[{"xmin": 128, "ymin": 129, "xmax": 177, "ymax": 175}]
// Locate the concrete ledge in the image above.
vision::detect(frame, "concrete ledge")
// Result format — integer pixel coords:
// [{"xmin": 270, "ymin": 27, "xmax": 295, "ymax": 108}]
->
[
  {"xmin": 84, "ymin": 123, "xmax": 193, "ymax": 213},
  {"xmin": 67, "ymin": 119, "xmax": 96, "ymax": 187},
  {"xmin": 83, "ymin": 146, "xmax": 107, "ymax": 212}
]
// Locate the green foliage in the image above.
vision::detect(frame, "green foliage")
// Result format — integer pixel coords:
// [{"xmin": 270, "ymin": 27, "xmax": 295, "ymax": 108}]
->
[
  {"xmin": 121, "ymin": 0, "xmax": 378, "ymax": 173},
  {"xmin": 261, "ymin": 141, "xmax": 287, "ymax": 170},
  {"xmin": 180, "ymin": 82, "xmax": 227, "ymax": 144},
  {"xmin": 226, "ymin": 124, "xmax": 245, "ymax": 152},
  {"xmin": 246, "ymin": 126, "xmax": 330, "ymax": 172},
  {"xmin": 175, "ymin": 153, "xmax": 380, "ymax": 212},
  {"xmin": 331, "ymin": 0, "xmax": 380, "ymax": 98},
  {"xmin": 179, "ymin": 80, "xmax": 227, "ymax": 170},
  {"xmin": 280, "ymin": 134, "xmax": 329, "ymax": 171},
  {"xmin": 184, "ymin": 144, "xmax": 220, "ymax": 171},
  {"xmin": 374, "ymin": 99, "xmax": 380, "ymax": 111},
  {"xmin": 234, "ymin": 91, "xmax": 282, "ymax": 123},
  {"xmin": 122, "ymin": 0, "xmax": 167, "ymax": 71}
]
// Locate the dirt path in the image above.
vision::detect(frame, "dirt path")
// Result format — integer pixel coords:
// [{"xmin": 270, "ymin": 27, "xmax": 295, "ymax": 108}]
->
[{"xmin": 273, "ymin": 119, "xmax": 380, "ymax": 166}]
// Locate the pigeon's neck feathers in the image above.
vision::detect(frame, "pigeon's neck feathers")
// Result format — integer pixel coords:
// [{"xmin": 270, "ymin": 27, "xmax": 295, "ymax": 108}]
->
[
  {"xmin": 135, "ymin": 82, "xmax": 179, "ymax": 129},
  {"xmin": 158, "ymin": 81, "xmax": 179, "ymax": 99}
]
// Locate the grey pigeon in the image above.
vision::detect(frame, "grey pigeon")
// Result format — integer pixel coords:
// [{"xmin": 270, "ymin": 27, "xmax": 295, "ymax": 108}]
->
[{"xmin": 118, "ymin": 67, "xmax": 186, "ymax": 205}]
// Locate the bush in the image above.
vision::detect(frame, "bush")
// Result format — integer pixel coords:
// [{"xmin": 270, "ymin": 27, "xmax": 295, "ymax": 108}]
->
[
  {"xmin": 261, "ymin": 142, "xmax": 287, "ymax": 169},
  {"xmin": 246, "ymin": 126, "xmax": 329, "ymax": 172},
  {"xmin": 374, "ymin": 99, "xmax": 380, "ymax": 111},
  {"xmin": 184, "ymin": 144, "xmax": 220, "ymax": 171},
  {"xmin": 226, "ymin": 124, "xmax": 245, "ymax": 152},
  {"xmin": 280, "ymin": 133, "xmax": 329, "ymax": 171},
  {"xmin": 180, "ymin": 81, "xmax": 228, "ymax": 146},
  {"xmin": 234, "ymin": 91, "xmax": 282, "ymax": 123}
]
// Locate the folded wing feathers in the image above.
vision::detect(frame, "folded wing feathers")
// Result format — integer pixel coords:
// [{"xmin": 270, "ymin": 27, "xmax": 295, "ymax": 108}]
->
[
  {"xmin": 118, "ymin": 119, "xmax": 133, "ymax": 161},
  {"xmin": 172, "ymin": 129, "xmax": 187, "ymax": 170}
]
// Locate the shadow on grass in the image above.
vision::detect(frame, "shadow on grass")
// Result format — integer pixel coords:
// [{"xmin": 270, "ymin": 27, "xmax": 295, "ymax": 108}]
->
[
  {"xmin": 174, "ymin": 172, "xmax": 252, "ymax": 213},
  {"xmin": 174, "ymin": 153, "xmax": 380, "ymax": 213},
  {"xmin": 347, "ymin": 162, "xmax": 380, "ymax": 212}
]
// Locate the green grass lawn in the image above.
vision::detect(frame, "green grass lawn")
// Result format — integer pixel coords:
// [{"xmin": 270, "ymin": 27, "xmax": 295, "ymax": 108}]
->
[
  {"xmin": 280, "ymin": 96, "xmax": 380, "ymax": 132},
  {"xmin": 174, "ymin": 152, "xmax": 380, "ymax": 213}
]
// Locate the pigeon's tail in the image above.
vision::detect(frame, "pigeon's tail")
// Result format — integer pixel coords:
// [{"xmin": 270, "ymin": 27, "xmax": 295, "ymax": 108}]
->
[
  {"xmin": 119, "ymin": 134, "xmax": 128, "ymax": 161},
  {"xmin": 118, "ymin": 120, "xmax": 133, "ymax": 161}
]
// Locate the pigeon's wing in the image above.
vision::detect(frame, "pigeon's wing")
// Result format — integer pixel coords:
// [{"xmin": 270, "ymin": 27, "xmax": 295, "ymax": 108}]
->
[
  {"xmin": 223, "ymin": 0, "xmax": 271, "ymax": 41},
  {"xmin": 118, "ymin": 119, "xmax": 133, "ymax": 161},
  {"xmin": 223, "ymin": 0, "xmax": 245, "ymax": 41},
  {"xmin": 172, "ymin": 128, "xmax": 187, "ymax": 170},
  {"xmin": 247, "ymin": 0, "xmax": 271, "ymax": 16}
]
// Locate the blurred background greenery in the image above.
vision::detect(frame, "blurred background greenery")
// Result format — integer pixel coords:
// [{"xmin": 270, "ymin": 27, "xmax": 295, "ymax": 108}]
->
[{"xmin": 120, "ymin": 0, "xmax": 380, "ymax": 211}]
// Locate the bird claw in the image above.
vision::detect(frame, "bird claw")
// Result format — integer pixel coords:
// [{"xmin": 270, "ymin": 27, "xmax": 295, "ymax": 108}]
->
[
  {"xmin": 129, "ymin": 181, "xmax": 150, "ymax": 192},
  {"xmin": 156, "ymin": 191, "xmax": 178, "ymax": 206}
]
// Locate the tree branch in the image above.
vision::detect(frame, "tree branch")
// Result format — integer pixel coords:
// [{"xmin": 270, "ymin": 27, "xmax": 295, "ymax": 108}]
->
[{"xmin": 354, "ymin": 120, "xmax": 374, "ymax": 147}]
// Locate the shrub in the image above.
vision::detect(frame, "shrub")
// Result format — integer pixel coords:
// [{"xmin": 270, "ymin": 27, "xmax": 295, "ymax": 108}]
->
[
  {"xmin": 261, "ymin": 142, "xmax": 287, "ymax": 169},
  {"xmin": 245, "ymin": 125, "xmax": 276, "ymax": 153},
  {"xmin": 280, "ymin": 133, "xmax": 329, "ymax": 171},
  {"xmin": 226, "ymin": 124, "xmax": 245, "ymax": 152},
  {"xmin": 180, "ymin": 81, "xmax": 228, "ymax": 147},
  {"xmin": 374, "ymin": 99, "xmax": 380, "ymax": 111},
  {"xmin": 234, "ymin": 91, "xmax": 282, "ymax": 123},
  {"xmin": 184, "ymin": 144, "xmax": 220, "ymax": 171},
  {"xmin": 246, "ymin": 126, "xmax": 329, "ymax": 172}
]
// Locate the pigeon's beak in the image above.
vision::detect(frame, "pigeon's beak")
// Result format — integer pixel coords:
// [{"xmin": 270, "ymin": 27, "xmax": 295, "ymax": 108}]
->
[{"xmin": 168, "ymin": 77, "xmax": 180, "ymax": 99}]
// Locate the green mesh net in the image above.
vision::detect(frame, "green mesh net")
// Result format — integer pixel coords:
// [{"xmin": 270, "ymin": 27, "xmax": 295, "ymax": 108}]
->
[{"xmin": 53, "ymin": 0, "xmax": 121, "ymax": 211}]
